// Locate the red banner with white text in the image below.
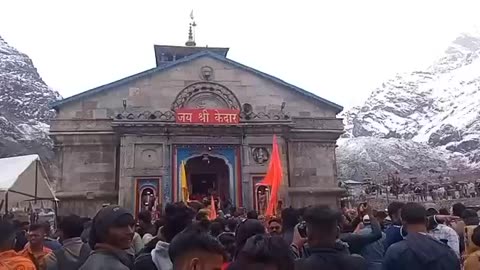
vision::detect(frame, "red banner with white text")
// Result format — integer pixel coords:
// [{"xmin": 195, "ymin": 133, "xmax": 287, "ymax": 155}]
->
[{"xmin": 175, "ymin": 109, "xmax": 240, "ymax": 125}]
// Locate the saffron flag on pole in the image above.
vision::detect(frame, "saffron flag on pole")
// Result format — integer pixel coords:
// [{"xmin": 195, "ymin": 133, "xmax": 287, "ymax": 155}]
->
[
  {"xmin": 260, "ymin": 135, "xmax": 283, "ymax": 217},
  {"xmin": 180, "ymin": 161, "xmax": 189, "ymax": 202},
  {"xmin": 209, "ymin": 195, "xmax": 217, "ymax": 220}
]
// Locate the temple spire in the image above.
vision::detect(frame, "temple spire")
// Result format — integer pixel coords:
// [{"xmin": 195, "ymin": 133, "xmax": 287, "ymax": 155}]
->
[{"xmin": 185, "ymin": 10, "xmax": 197, "ymax": 47}]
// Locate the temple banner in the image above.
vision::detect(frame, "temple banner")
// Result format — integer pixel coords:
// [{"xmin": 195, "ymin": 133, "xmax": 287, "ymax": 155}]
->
[{"xmin": 175, "ymin": 108, "xmax": 240, "ymax": 124}]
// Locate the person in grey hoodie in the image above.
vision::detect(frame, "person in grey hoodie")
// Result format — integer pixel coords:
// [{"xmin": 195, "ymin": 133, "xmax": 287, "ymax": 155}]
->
[{"xmin": 79, "ymin": 205, "xmax": 136, "ymax": 270}]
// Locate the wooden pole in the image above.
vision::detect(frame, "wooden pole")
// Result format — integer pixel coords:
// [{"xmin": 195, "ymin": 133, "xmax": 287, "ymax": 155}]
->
[
  {"xmin": 34, "ymin": 160, "xmax": 38, "ymax": 204},
  {"xmin": 4, "ymin": 191, "xmax": 8, "ymax": 216}
]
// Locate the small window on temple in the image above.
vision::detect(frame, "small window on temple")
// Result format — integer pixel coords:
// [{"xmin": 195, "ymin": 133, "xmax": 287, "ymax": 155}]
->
[
  {"xmin": 160, "ymin": 53, "xmax": 168, "ymax": 62},
  {"xmin": 160, "ymin": 53, "xmax": 174, "ymax": 62}
]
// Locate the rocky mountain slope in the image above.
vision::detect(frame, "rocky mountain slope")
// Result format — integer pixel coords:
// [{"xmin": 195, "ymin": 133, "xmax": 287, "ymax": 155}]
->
[
  {"xmin": 340, "ymin": 31, "xmax": 480, "ymax": 180},
  {"xmin": 0, "ymin": 35, "xmax": 60, "ymax": 159}
]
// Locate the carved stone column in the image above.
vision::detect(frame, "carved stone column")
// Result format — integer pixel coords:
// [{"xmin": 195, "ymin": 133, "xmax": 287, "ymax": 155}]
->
[
  {"xmin": 118, "ymin": 135, "xmax": 135, "ymax": 210},
  {"xmin": 287, "ymin": 140, "xmax": 344, "ymax": 207}
]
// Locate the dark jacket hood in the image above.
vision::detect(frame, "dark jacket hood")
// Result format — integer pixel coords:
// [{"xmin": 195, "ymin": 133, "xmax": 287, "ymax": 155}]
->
[
  {"xmin": 406, "ymin": 232, "xmax": 452, "ymax": 264},
  {"xmin": 299, "ymin": 247, "xmax": 367, "ymax": 270}
]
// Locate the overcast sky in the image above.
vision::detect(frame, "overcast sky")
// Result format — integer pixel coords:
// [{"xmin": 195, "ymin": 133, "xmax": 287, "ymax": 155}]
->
[{"xmin": 1, "ymin": 0, "xmax": 479, "ymax": 109}]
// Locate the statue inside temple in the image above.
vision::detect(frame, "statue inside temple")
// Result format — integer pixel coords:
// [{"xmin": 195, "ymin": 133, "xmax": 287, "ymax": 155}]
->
[
  {"xmin": 255, "ymin": 185, "xmax": 270, "ymax": 216},
  {"xmin": 140, "ymin": 188, "xmax": 157, "ymax": 212}
]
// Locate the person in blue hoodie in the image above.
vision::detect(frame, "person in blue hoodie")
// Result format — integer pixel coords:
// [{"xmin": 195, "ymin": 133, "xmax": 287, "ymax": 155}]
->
[
  {"xmin": 383, "ymin": 202, "xmax": 405, "ymax": 250},
  {"xmin": 383, "ymin": 202, "xmax": 460, "ymax": 270}
]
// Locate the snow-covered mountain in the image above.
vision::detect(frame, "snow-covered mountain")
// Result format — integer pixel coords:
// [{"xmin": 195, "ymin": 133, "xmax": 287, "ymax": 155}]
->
[
  {"xmin": 0, "ymin": 35, "xmax": 60, "ymax": 159},
  {"xmin": 340, "ymin": 31, "xmax": 480, "ymax": 180}
]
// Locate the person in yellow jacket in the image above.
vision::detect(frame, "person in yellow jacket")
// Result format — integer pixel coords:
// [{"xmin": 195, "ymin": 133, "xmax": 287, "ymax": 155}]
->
[{"xmin": 464, "ymin": 225, "xmax": 480, "ymax": 270}]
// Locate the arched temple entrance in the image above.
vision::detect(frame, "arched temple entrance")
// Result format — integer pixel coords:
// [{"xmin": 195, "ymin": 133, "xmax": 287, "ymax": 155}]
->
[
  {"xmin": 185, "ymin": 155, "xmax": 230, "ymax": 203},
  {"xmin": 175, "ymin": 145, "xmax": 240, "ymax": 206}
]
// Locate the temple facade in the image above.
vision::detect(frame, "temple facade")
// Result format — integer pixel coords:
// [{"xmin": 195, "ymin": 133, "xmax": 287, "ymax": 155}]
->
[{"xmin": 50, "ymin": 43, "xmax": 345, "ymax": 217}]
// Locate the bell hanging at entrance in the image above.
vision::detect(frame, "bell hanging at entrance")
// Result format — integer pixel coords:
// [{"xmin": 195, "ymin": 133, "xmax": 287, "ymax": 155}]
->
[{"xmin": 202, "ymin": 154, "xmax": 210, "ymax": 164}]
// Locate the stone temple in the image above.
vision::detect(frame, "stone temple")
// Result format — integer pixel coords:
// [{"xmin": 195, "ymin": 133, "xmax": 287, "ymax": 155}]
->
[{"xmin": 50, "ymin": 36, "xmax": 345, "ymax": 217}]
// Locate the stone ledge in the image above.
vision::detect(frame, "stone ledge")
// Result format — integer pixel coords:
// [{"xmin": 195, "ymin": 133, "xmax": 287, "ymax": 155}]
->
[
  {"xmin": 287, "ymin": 187, "xmax": 346, "ymax": 195},
  {"xmin": 55, "ymin": 190, "xmax": 118, "ymax": 199}
]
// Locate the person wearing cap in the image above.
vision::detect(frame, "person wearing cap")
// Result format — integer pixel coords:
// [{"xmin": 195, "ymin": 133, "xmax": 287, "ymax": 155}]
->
[
  {"xmin": 79, "ymin": 205, "xmax": 136, "ymax": 270},
  {"xmin": 0, "ymin": 219, "xmax": 36, "ymax": 270}
]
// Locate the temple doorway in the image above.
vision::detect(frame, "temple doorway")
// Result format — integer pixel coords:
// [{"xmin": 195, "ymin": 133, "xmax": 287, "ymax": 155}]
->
[{"xmin": 186, "ymin": 155, "xmax": 230, "ymax": 203}]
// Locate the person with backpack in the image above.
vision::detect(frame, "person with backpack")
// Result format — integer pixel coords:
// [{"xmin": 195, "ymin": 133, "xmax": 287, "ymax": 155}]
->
[{"xmin": 45, "ymin": 214, "xmax": 91, "ymax": 270}]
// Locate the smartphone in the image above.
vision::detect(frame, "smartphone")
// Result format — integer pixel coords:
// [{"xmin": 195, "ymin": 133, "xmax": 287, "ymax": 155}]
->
[{"xmin": 298, "ymin": 221, "xmax": 307, "ymax": 238}]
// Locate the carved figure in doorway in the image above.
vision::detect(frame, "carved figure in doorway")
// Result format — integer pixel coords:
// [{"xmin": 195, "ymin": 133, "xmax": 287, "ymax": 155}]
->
[
  {"xmin": 252, "ymin": 147, "xmax": 270, "ymax": 164},
  {"xmin": 256, "ymin": 185, "xmax": 270, "ymax": 216}
]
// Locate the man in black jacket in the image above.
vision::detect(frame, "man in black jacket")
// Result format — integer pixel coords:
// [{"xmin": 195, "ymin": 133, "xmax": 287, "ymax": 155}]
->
[
  {"xmin": 295, "ymin": 205, "xmax": 367, "ymax": 270},
  {"xmin": 383, "ymin": 203, "xmax": 460, "ymax": 270}
]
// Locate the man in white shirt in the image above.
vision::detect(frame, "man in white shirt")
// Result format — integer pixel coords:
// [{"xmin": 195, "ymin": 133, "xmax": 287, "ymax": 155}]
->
[{"xmin": 428, "ymin": 215, "xmax": 460, "ymax": 257}]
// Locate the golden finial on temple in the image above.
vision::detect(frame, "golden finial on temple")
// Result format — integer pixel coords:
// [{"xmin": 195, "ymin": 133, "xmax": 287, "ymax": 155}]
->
[{"xmin": 185, "ymin": 10, "xmax": 197, "ymax": 47}]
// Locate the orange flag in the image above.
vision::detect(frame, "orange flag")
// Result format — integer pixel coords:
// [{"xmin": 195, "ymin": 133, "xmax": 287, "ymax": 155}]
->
[
  {"xmin": 260, "ymin": 135, "xmax": 283, "ymax": 217},
  {"xmin": 209, "ymin": 195, "xmax": 217, "ymax": 220}
]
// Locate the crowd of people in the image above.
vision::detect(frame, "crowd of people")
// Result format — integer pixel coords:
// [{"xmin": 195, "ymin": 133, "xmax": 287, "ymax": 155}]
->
[
  {"xmin": 359, "ymin": 171, "xmax": 480, "ymax": 203},
  {"xmin": 1, "ymin": 199, "xmax": 480, "ymax": 270}
]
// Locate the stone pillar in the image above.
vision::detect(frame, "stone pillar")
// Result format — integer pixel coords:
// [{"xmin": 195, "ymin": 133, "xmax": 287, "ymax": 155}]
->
[
  {"xmin": 241, "ymin": 135, "xmax": 252, "ymax": 208},
  {"xmin": 287, "ymin": 141, "xmax": 344, "ymax": 207},
  {"xmin": 163, "ymin": 141, "xmax": 172, "ymax": 204},
  {"xmin": 118, "ymin": 135, "xmax": 135, "ymax": 210}
]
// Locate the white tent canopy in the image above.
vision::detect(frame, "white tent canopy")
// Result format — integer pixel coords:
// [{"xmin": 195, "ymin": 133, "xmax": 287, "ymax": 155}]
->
[
  {"xmin": 343, "ymin": 180, "xmax": 365, "ymax": 185},
  {"xmin": 0, "ymin": 154, "xmax": 57, "ymax": 214}
]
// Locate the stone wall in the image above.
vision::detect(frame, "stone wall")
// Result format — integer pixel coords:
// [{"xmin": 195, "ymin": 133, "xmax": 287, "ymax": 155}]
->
[
  {"xmin": 118, "ymin": 134, "xmax": 168, "ymax": 211},
  {"xmin": 52, "ymin": 133, "xmax": 118, "ymax": 216}
]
